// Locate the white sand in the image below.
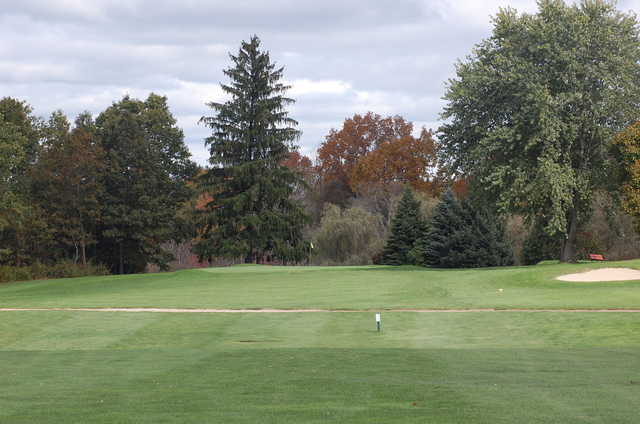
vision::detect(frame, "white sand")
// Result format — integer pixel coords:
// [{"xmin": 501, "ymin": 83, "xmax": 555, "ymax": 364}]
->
[{"xmin": 557, "ymin": 267, "xmax": 640, "ymax": 282}]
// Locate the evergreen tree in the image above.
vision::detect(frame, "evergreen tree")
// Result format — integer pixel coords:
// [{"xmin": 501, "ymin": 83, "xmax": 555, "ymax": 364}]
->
[
  {"xmin": 419, "ymin": 190, "xmax": 513, "ymax": 268},
  {"xmin": 195, "ymin": 36, "xmax": 309, "ymax": 264},
  {"xmin": 465, "ymin": 200, "xmax": 514, "ymax": 267},
  {"xmin": 380, "ymin": 187, "xmax": 426, "ymax": 265},
  {"xmin": 421, "ymin": 190, "xmax": 464, "ymax": 267}
]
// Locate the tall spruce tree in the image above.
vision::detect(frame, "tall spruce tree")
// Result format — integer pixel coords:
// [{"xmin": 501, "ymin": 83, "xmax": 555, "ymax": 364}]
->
[
  {"xmin": 196, "ymin": 36, "xmax": 309, "ymax": 264},
  {"xmin": 380, "ymin": 187, "xmax": 426, "ymax": 265},
  {"xmin": 420, "ymin": 190, "xmax": 464, "ymax": 267},
  {"xmin": 419, "ymin": 190, "xmax": 513, "ymax": 268}
]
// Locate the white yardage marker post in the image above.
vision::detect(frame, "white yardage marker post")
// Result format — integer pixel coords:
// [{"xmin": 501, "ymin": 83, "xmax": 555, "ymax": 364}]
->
[{"xmin": 376, "ymin": 313, "xmax": 381, "ymax": 332}]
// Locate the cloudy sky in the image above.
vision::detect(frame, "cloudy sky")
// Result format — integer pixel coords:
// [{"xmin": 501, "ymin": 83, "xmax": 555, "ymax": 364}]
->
[{"xmin": 2, "ymin": 0, "xmax": 639, "ymax": 164}]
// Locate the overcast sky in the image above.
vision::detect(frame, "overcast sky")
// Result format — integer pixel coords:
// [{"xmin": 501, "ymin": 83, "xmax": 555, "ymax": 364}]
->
[{"xmin": 2, "ymin": 0, "xmax": 639, "ymax": 164}]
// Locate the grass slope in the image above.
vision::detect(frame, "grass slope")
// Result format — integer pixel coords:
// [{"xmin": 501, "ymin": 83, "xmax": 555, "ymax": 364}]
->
[{"xmin": 2, "ymin": 260, "xmax": 640, "ymax": 309}]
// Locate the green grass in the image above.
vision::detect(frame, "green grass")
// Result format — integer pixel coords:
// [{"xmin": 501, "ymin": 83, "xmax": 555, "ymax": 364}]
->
[
  {"xmin": 2, "ymin": 260, "xmax": 640, "ymax": 309},
  {"xmin": 2, "ymin": 311, "xmax": 640, "ymax": 423},
  {"xmin": 2, "ymin": 261, "xmax": 640, "ymax": 422}
]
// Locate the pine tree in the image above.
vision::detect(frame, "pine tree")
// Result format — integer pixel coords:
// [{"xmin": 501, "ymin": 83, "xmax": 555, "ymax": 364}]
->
[
  {"xmin": 419, "ymin": 190, "xmax": 513, "ymax": 268},
  {"xmin": 380, "ymin": 187, "xmax": 426, "ymax": 265},
  {"xmin": 464, "ymin": 200, "xmax": 514, "ymax": 267},
  {"xmin": 421, "ymin": 190, "xmax": 463, "ymax": 267},
  {"xmin": 195, "ymin": 36, "xmax": 309, "ymax": 264}
]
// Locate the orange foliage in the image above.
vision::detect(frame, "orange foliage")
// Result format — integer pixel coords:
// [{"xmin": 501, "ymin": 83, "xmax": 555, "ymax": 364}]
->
[
  {"xmin": 195, "ymin": 192, "xmax": 214, "ymax": 211},
  {"xmin": 317, "ymin": 112, "xmax": 413, "ymax": 187},
  {"xmin": 316, "ymin": 112, "xmax": 437, "ymax": 194},
  {"xmin": 451, "ymin": 178, "xmax": 469, "ymax": 198},
  {"xmin": 188, "ymin": 169, "xmax": 215, "ymax": 211},
  {"xmin": 281, "ymin": 151, "xmax": 314, "ymax": 177},
  {"xmin": 350, "ymin": 129, "xmax": 437, "ymax": 193}
]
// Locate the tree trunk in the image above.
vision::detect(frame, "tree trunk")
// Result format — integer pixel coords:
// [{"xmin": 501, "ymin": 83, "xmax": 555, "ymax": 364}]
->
[
  {"xmin": 81, "ymin": 239, "xmax": 87, "ymax": 266},
  {"xmin": 560, "ymin": 207, "xmax": 578, "ymax": 263},
  {"xmin": 119, "ymin": 241, "xmax": 124, "ymax": 274},
  {"xmin": 80, "ymin": 221, "xmax": 87, "ymax": 266}
]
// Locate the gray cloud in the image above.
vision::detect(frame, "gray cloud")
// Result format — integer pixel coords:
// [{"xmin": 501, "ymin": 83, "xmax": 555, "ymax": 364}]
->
[{"xmin": 2, "ymin": 0, "xmax": 639, "ymax": 164}]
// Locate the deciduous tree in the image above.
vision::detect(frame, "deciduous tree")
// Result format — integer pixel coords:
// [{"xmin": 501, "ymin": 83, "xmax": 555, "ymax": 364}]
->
[
  {"xmin": 96, "ymin": 94, "xmax": 196, "ymax": 273},
  {"xmin": 0, "ymin": 97, "xmax": 45, "ymax": 265},
  {"xmin": 612, "ymin": 121, "xmax": 640, "ymax": 232},
  {"xmin": 312, "ymin": 204, "xmax": 385, "ymax": 265},
  {"xmin": 32, "ymin": 111, "xmax": 105, "ymax": 265},
  {"xmin": 439, "ymin": 0, "xmax": 640, "ymax": 262},
  {"xmin": 318, "ymin": 112, "xmax": 412, "ymax": 184},
  {"xmin": 317, "ymin": 113, "xmax": 439, "ymax": 200}
]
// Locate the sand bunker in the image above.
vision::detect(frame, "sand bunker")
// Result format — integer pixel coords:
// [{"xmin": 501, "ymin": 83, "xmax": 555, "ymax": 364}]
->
[{"xmin": 557, "ymin": 268, "xmax": 640, "ymax": 282}]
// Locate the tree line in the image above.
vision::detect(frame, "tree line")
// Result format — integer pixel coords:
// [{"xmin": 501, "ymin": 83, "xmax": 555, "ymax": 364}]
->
[
  {"xmin": 3, "ymin": 0, "xmax": 640, "ymax": 277},
  {"xmin": 1, "ymin": 95, "xmax": 197, "ymax": 275}
]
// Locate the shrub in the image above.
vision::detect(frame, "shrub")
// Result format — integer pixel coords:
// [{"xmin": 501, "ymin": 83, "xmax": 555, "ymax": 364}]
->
[{"xmin": 0, "ymin": 261, "xmax": 110, "ymax": 283}]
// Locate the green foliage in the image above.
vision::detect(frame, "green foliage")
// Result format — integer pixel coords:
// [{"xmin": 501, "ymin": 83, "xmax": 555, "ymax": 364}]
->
[
  {"xmin": 439, "ymin": 0, "xmax": 640, "ymax": 262},
  {"xmin": 0, "ymin": 261, "xmax": 109, "ymax": 283},
  {"xmin": 96, "ymin": 94, "xmax": 197, "ymax": 273},
  {"xmin": 0, "ymin": 114, "xmax": 26, "ymax": 215},
  {"xmin": 522, "ymin": 219, "xmax": 563, "ymax": 265},
  {"xmin": 31, "ymin": 111, "xmax": 105, "ymax": 265},
  {"xmin": 196, "ymin": 36, "xmax": 309, "ymax": 264},
  {"xmin": 0, "ymin": 98, "xmax": 48, "ymax": 265},
  {"xmin": 312, "ymin": 204, "xmax": 385, "ymax": 265},
  {"xmin": 611, "ymin": 121, "xmax": 640, "ymax": 232},
  {"xmin": 381, "ymin": 187, "xmax": 426, "ymax": 265},
  {"xmin": 420, "ymin": 191, "xmax": 513, "ymax": 268}
]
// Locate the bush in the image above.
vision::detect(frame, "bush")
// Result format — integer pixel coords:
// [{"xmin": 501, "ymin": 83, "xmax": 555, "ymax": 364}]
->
[{"xmin": 0, "ymin": 261, "xmax": 110, "ymax": 283}]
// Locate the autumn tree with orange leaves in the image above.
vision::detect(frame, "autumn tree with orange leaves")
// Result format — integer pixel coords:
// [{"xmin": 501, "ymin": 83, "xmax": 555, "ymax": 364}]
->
[
  {"xmin": 316, "ymin": 112, "xmax": 438, "ymax": 201},
  {"xmin": 350, "ymin": 128, "xmax": 437, "ymax": 193}
]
